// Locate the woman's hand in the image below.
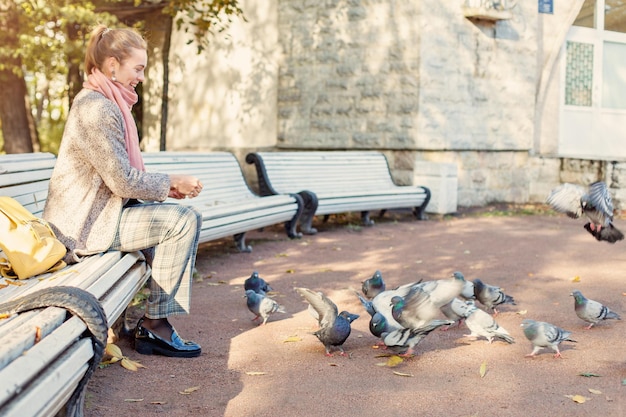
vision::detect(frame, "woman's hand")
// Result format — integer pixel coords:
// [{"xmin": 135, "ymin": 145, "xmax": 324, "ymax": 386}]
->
[{"xmin": 169, "ymin": 174, "xmax": 203, "ymax": 199}]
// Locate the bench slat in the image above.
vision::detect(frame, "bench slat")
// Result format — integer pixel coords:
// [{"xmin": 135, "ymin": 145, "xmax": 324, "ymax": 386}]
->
[
  {"xmin": 0, "ymin": 337, "xmax": 92, "ymax": 417},
  {"xmin": 143, "ymin": 151, "xmax": 304, "ymax": 248},
  {"xmin": 0, "ymin": 316, "xmax": 88, "ymax": 406},
  {"xmin": 246, "ymin": 151, "xmax": 431, "ymax": 233}
]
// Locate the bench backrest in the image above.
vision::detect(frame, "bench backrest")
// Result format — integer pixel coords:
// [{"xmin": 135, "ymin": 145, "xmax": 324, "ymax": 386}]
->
[
  {"xmin": 246, "ymin": 151, "xmax": 397, "ymax": 195},
  {"xmin": 142, "ymin": 152, "xmax": 259, "ymax": 206},
  {"xmin": 0, "ymin": 153, "xmax": 56, "ymax": 216}
]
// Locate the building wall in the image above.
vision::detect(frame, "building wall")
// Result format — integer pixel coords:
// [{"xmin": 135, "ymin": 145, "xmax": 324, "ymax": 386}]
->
[
  {"xmin": 148, "ymin": 1, "xmax": 622, "ymax": 210},
  {"xmin": 143, "ymin": 0, "xmax": 280, "ymax": 157}
]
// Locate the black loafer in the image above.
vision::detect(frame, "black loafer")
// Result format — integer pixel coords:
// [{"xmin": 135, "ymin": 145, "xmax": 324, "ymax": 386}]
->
[{"xmin": 134, "ymin": 318, "xmax": 201, "ymax": 358}]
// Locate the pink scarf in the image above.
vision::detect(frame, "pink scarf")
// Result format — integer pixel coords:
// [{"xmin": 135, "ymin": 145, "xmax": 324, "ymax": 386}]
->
[{"xmin": 83, "ymin": 69, "xmax": 145, "ymax": 171}]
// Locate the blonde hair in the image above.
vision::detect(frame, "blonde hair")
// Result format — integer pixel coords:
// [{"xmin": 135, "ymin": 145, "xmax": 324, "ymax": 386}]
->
[{"xmin": 84, "ymin": 25, "xmax": 147, "ymax": 75}]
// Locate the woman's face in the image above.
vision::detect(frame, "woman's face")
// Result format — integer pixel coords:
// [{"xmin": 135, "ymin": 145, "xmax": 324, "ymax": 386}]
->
[{"xmin": 109, "ymin": 48, "xmax": 147, "ymax": 90}]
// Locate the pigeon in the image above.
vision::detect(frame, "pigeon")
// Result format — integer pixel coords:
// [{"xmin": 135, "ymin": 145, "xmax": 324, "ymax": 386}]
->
[
  {"xmin": 460, "ymin": 280, "xmax": 475, "ymax": 300},
  {"xmin": 463, "ymin": 304, "xmax": 515, "ymax": 344},
  {"xmin": 245, "ymin": 290, "xmax": 285, "ymax": 325},
  {"xmin": 369, "ymin": 311, "xmax": 402, "ymax": 338},
  {"xmin": 546, "ymin": 181, "xmax": 624, "ymax": 243},
  {"xmin": 361, "ymin": 270, "xmax": 386, "ymax": 300},
  {"xmin": 244, "ymin": 271, "xmax": 273, "ymax": 295},
  {"xmin": 381, "ymin": 319, "xmax": 454, "ymax": 355},
  {"xmin": 439, "ymin": 297, "xmax": 474, "ymax": 329},
  {"xmin": 571, "ymin": 290, "xmax": 621, "ymax": 329},
  {"xmin": 521, "ymin": 319, "xmax": 577, "ymax": 358},
  {"xmin": 391, "ymin": 271, "xmax": 466, "ymax": 330},
  {"xmin": 472, "ymin": 278, "xmax": 515, "ymax": 315},
  {"xmin": 295, "ymin": 287, "xmax": 359, "ymax": 356},
  {"xmin": 356, "ymin": 280, "xmax": 422, "ymax": 328}
]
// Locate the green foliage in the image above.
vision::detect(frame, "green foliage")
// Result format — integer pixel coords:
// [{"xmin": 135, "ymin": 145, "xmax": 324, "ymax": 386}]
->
[
  {"xmin": 1, "ymin": 0, "xmax": 244, "ymax": 152},
  {"xmin": 163, "ymin": 0, "xmax": 245, "ymax": 53}
]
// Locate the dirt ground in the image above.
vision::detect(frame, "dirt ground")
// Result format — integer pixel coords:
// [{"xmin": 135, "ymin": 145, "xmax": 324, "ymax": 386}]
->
[{"xmin": 86, "ymin": 206, "xmax": 626, "ymax": 417}]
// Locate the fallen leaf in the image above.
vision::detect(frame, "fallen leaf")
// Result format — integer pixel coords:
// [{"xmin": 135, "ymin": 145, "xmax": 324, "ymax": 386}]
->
[
  {"xmin": 588, "ymin": 388, "xmax": 602, "ymax": 395},
  {"xmin": 105, "ymin": 343, "xmax": 124, "ymax": 359},
  {"xmin": 579, "ymin": 373, "xmax": 601, "ymax": 377},
  {"xmin": 245, "ymin": 371, "xmax": 267, "ymax": 376},
  {"xmin": 150, "ymin": 401, "xmax": 167, "ymax": 405},
  {"xmin": 0, "ymin": 283, "xmax": 8, "ymax": 290},
  {"xmin": 121, "ymin": 358, "xmax": 138, "ymax": 371},
  {"xmin": 5, "ymin": 279, "xmax": 24, "ymax": 286},
  {"xmin": 283, "ymin": 335, "xmax": 302, "ymax": 343},
  {"xmin": 392, "ymin": 371, "xmax": 413, "ymax": 377},
  {"xmin": 517, "ymin": 310, "xmax": 528, "ymax": 315},
  {"xmin": 285, "ymin": 269, "xmax": 295, "ymax": 274},
  {"xmin": 329, "ymin": 363, "xmax": 338, "ymax": 367},
  {"xmin": 386, "ymin": 355, "xmax": 404, "ymax": 367},
  {"xmin": 124, "ymin": 398, "xmax": 144, "ymax": 402},
  {"xmin": 565, "ymin": 394, "xmax": 589, "ymax": 403},
  {"xmin": 572, "ymin": 276, "xmax": 581, "ymax": 282},
  {"xmin": 35, "ymin": 326, "xmax": 42, "ymax": 343},
  {"xmin": 179, "ymin": 386, "xmax": 200, "ymax": 395},
  {"xmin": 479, "ymin": 360, "xmax": 487, "ymax": 378},
  {"xmin": 275, "ymin": 253, "xmax": 288, "ymax": 257}
]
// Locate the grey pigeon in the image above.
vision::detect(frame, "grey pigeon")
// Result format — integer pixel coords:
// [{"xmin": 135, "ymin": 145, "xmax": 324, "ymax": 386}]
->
[
  {"xmin": 473, "ymin": 278, "xmax": 515, "ymax": 315},
  {"xmin": 245, "ymin": 290, "xmax": 285, "ymax": 325},
  {"xmin": 244, "ymin": 271, "xmax": 273, "ymax": 295},
  {"xmin": 463, "ymin": 304, "xmax": 515, "ymax": 344},
  {"xmin": 571, "ymin": 289, "xmax": 621, "ymax": 329},
  {"xmin": 369, "ymin": 311, "xmax": 401, "ymax": 339},
  {"xmin": 381, "ymin": 319, "xmax": 454, "ymax": 355},
  {"xmin": 361, "ymin": 270, "xmax": 386, "ymax": 300},
  {"xmin": 295, "ymin": 287, "xmax": 359, "ymax": 356},
  {"xmin": 391, "ymin": 271, "xmax": 466, "ymax": 330},
  {"xmin": 440, "ymin": 297, "xmax": 474, "ymax": 329},
  {"xmin": 356, "ymin": 279, "xmax": 422, "ymax": 335},
  {"xmin": 521, "ymin": 319, "xmax": 577, "ymax": 358},
  {"xmin": 547, "ymin": 181, "xmax": 624, "ymax": 243},
  {"xmin": 460, "ymin": 280, "xmax": 475, "ymax": 300}
]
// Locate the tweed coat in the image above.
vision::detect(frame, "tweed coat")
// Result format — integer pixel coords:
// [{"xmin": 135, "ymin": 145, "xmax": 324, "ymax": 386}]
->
[{"xmin": 44, "ymin": 89, "xmax": 170, "ymax": 263}]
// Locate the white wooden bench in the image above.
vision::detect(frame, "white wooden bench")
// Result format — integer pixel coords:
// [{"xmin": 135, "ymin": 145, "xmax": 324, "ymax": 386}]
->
[
  {"xmin": 245, "ymin": 151, "xmax": 431, "ymax": 234},
  {"xmin": 142, "ymin": 151, "xmax": 303, "ymax": 251},
  {"xmin": 0, "ymin": 152, "xmax": 151, "ymax": 417}
]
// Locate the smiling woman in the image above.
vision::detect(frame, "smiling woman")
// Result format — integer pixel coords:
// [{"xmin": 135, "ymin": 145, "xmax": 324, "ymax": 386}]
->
[{"xmin": 42, "ymin": 25, "xmax": 206, "ymax": 359}]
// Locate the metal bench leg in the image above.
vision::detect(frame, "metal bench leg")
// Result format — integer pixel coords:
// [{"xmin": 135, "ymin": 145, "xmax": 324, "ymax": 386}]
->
[
  {"xmin": 413, "ymin": 186, "xmax": 431, "ymax": 220},
  {"xmin": 234, "ymin": 233, "xmax": 252, "ymax": 252},
  {"xmin": 298, "ymin": 191, "xmax": 318, "ymax": 235},
  {"xmin": 378, "ymin": 209, "xmax": 387, "ymax": 219},
  {"xmin": 361, "ymin": 211, "xmax": 375, "ymax": 226}
]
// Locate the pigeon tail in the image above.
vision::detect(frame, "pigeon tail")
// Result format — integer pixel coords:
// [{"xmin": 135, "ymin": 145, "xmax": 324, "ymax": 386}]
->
[{"xmin": 584, "ymin": 222, "xmax": 625, "ymax": 243}]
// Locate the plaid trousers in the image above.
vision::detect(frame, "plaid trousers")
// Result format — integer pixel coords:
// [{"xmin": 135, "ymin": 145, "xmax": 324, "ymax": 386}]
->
[{"xmin": 109, "ymin": 202, "xmax": 202, "ymax": 318}]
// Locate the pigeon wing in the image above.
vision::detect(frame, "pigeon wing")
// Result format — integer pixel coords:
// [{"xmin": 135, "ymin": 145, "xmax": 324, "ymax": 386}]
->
[{"xmin": 546, "ymin": 183, "xmax": 586, "ymax": 218}]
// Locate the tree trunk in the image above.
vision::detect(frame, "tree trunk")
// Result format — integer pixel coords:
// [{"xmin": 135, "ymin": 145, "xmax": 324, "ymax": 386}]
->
[{"xmin": 0, "ymin": 1, "xmax": 37, "ymax": 153}]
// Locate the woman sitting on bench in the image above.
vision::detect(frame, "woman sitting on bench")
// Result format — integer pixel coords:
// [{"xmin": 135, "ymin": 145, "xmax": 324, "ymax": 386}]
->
[{"xmin": 44, "ymin": 25, "xmax": 203, "ymax": 359}]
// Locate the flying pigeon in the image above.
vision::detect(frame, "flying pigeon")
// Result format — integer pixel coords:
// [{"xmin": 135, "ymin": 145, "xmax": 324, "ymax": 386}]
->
[
  {"xmin": 571, "ymin": 290, "xmax": 621, "ymax": 329},
  {"xmin": 361, "ymin": 270, "xmax": 386, "ymax": 300},
  {"xmin": 381, "ymin": 319, "xmax": 454, "ymax": 356},
  {"xmin": 390, "ymin": 272, "xmax": 466, "ymax": 330},
  {"xmin": 473, "ymin": 278, "xmax": 515, "ymax": 315},
  {"xmin": 245, "ymin": 290, "xmax": 285, "ymax": 325},
  {"xmin": 244, "ymin": 271, "xmax": 273, "ymax": 295},
  {"xmin": 546, "ymin": 181, "xmax": 624, "ymax": 243},
  {"xmin": 295, "ymin": 287, "xmax": 359, "ymax": 356},
  {"xmin": 463, "ymin": 304, "xmax": 515, "ymax": 344},
  {"xmin": 521, "ymin": 319, "xmax": 577, "ymax": 358}
]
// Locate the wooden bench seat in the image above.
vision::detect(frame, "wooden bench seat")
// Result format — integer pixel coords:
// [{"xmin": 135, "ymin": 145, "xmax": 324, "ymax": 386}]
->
[
  {"xmin": 142, "ymin": 151, "xmax": 303, "ymax": 251},
  {"xmin": 0, "ymin": 152, "xmax": 151, "ymax": 417},
  {"xmin": 246, "ymin": 151, "xmax": 431, "ymax": 234}
]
